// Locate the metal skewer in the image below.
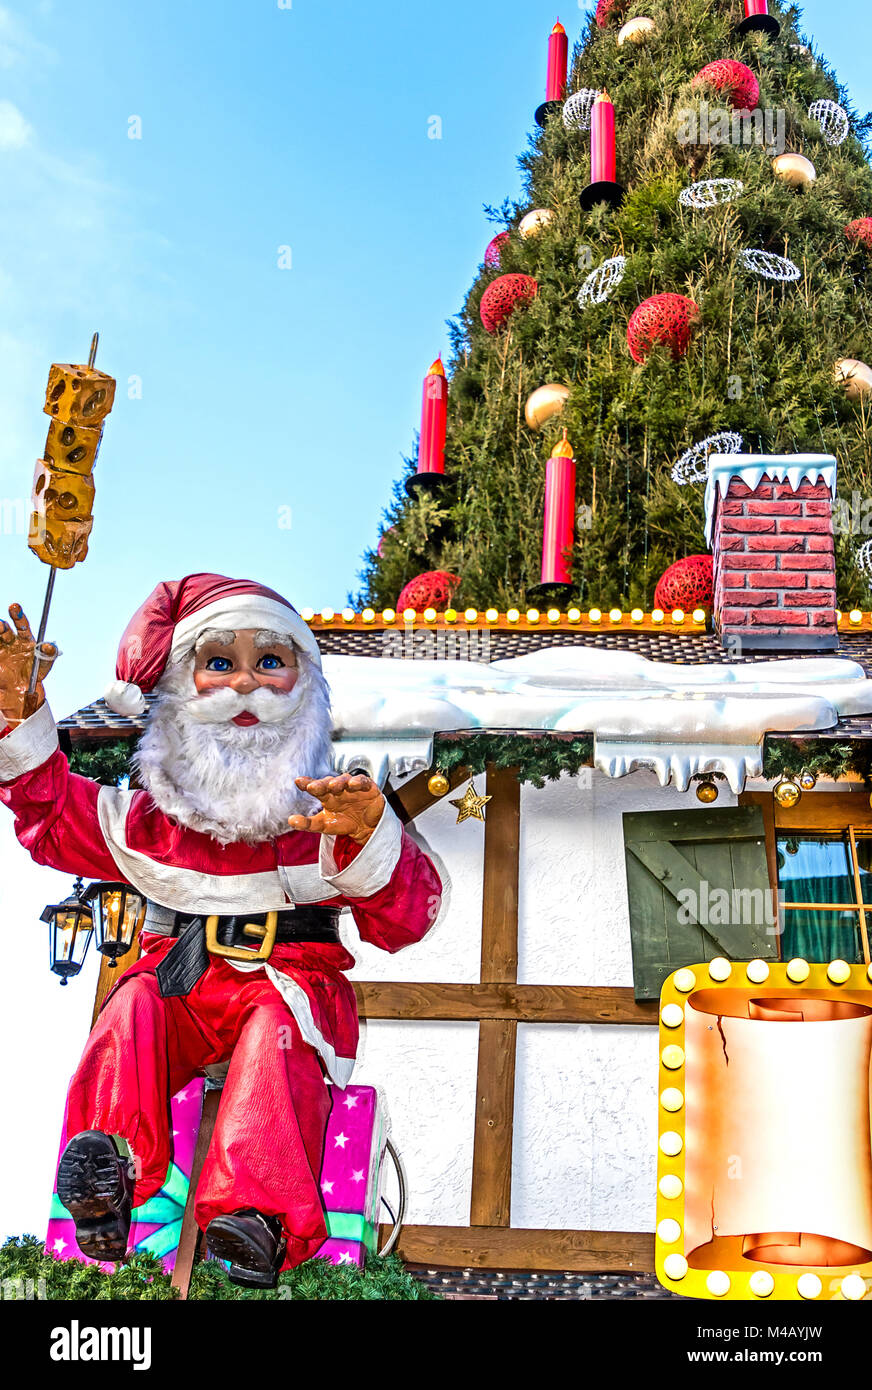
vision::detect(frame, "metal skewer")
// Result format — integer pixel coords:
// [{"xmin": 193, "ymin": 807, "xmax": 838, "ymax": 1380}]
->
[{"xmin": 27, "ymin": 333, "xmax": 99, "ymax": 695}]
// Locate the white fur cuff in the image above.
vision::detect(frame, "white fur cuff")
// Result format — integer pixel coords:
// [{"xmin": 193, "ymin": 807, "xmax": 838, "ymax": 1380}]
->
[
  {"xmin": 0, "ymin": 700, "xmax": 59, "ymax": 782},
  {"xmin": 319, "ymin": 797, "xmax": 403, "ymax": 899}
]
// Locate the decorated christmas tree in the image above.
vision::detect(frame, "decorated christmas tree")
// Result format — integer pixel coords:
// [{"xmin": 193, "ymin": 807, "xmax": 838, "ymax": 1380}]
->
[{"xmin": 356, "ymin": 1, "xmax": 872, "ymax": 614}]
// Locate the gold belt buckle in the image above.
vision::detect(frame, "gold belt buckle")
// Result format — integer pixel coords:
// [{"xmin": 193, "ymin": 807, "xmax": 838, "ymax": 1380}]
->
[{"xmin": 204, "ymin": 911, "xmax": 279, "ymax": 963}]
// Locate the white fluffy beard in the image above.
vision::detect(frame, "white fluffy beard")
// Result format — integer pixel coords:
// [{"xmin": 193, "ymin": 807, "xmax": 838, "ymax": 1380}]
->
[{"xmin": 132, "ymin": 653, "xmax": 335, "ymax": 845}]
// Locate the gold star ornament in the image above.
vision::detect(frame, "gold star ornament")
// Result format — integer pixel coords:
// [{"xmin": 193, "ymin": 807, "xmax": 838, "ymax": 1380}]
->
[{"xmin": 449, "ymin": 779, "xmax": 492, "ymax": 824}]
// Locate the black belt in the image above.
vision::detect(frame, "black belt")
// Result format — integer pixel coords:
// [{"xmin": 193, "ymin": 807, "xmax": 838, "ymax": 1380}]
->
[{"xmin": 155, "ymin": 907, "xmax": 340, "ymax": 999}]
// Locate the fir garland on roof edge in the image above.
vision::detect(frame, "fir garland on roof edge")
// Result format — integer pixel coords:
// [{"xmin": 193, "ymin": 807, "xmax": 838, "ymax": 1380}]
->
[{"xmin": 67, "ymin": 733, "xmax": 872, "ymax": 791}]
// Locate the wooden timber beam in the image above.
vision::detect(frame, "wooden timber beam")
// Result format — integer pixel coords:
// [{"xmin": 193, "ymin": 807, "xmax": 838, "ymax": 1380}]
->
[
  {"xmin": 382, "ymin": 1223, "xmax": 656, "ymax": 1273},
  {"xmin": 352, "ymin": 981, "xmax": 658, "ymax": 1024}
]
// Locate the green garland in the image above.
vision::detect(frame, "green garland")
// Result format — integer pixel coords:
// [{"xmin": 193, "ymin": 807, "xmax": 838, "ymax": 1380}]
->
[{"xmin": 0, "ymin": 1235, "xmax": 438, "ymax": 1302}]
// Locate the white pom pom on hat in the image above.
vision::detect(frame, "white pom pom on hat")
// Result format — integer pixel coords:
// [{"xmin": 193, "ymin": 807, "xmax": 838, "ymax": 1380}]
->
[{"xmin": 104, "ymin": 679, "xmax": 147, "ymax": 717}]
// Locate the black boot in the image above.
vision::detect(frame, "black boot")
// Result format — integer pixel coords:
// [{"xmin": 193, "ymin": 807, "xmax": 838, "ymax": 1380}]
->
[
  {"xmin": 205, "ymin": 1209, "xmax": 287, "ymax": 1289},
  {"xmin": 56, "ymin": 1130, "xmax": 134, "ymax": 1262}
]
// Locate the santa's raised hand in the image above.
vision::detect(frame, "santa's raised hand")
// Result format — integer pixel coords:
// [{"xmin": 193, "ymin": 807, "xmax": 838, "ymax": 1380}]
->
[
  {"xmin": 0, "ymin": 603, "xmax": 58, "ymax": 729},
  {"xmin": 290, "ymin": 772, "xmax": 385, "ymax": 847}
]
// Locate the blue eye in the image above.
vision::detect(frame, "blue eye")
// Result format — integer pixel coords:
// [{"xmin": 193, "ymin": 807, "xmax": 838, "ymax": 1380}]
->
[
  {"xmin": 206, "ymin": 656, "xmax": 233, "ymax": 672},
  {"xmin": 258, "ymin": 654, "xmax": 284, "ymax": 670}
]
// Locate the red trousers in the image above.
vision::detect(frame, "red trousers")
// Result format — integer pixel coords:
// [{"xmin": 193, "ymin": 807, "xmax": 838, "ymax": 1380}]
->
[{"xmin": 65, "ymin": 943, "xmax": 332, "ymax": 1269}]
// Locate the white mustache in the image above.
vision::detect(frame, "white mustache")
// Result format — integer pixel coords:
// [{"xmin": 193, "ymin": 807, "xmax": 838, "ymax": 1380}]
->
[{"xmin": 183, "ymin": 684, "xmax": 306, "ymax": 725}]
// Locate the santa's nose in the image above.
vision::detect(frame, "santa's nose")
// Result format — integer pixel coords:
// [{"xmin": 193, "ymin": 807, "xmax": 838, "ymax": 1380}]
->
[{"xmin": 228, "ymin": 668, "xmax": 260, "ymax": 693}]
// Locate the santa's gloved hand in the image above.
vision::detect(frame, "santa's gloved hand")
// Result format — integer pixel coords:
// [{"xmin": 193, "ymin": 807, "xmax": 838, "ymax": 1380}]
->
[
  {"xmin": 289, "ymin": 773, "xmax": 386, "ymax": 846},
  {"xmin": 0, "ymin": 604, "xmax": 58, "ymax": 728}
]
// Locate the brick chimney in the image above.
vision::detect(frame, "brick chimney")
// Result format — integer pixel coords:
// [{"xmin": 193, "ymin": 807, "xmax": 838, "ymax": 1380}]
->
[{"xmin": 705, "ymin": 454, "xmax": 838, "ymax": 652}]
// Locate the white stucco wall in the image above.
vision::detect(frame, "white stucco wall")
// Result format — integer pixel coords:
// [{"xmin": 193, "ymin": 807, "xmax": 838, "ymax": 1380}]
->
[{"xmin": 343, "ymin": 768, "xmax": 738, "ymax": 1232}]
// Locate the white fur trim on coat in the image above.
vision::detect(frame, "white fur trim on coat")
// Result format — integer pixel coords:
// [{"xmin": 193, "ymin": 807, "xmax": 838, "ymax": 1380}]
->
[
  {"xmin": 318, "ymin": 798, "xmax": 403, "ymax": 899},
  {"xmin": 170, "ymin": 596, "xmax": 322, "ymax": 669},
  {"xmin": 0, "ymin": 700, "xmax": 58, "ymax": 782}
]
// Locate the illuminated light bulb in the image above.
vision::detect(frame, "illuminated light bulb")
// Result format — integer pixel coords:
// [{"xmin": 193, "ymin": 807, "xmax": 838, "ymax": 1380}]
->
[
  {"xmin": 671, "ymin": 608, "xmax": 685, "ymax": 625},
  {"xmin": 609, "ymin": 608, "xmax": 623, "ymax": 623},
  {"xmin": 321, "ymin": 608, "xmax": 335, "ymax": 623},
  {"xmin": 840, "ymin": 1274, "xmax": 868, "ymax": 1301},
  {"xmin": 749, "ymin": 1271, "xmax": 775, "ymax": 1299},
  {"xmin": 445, "ymin": 609, "xmax": 458, "ymax": 623},
  {"xmin": 588, "ymin": 608, "xmax": 602, "ymax": 623},
  {"xmin": 663, "ymin": 1253, "xmax": 688, "ymax": 1281},
  {"xmin": 661, "ymin": 1045, "xmax": 685, "ymax": 1071},
  {"xmin": 526, "ymin": 608, "xmax": 541, "ymax": 623},
  {"xmin": 403, "ymin": 607, "xmax": 417, "ymax": 622},
  {"xmin": 464, "ymin": 608, "xmax": 478, "ymax": 623},
  {"xmin": 659, "ymin": 1131, "xmax": 683, "ymax": 1157},
  {"xmin": 797, "ymin": 1273, "xmax": 822, "ymax": 1300},
  {"xmin": 361, "ymin": 608, "xmax": 376, "ymax": 624},
  {"xmin": 708, "ymin": 958, "xmax": 731, "ymax": 982},
  {"xmin": 706, "ymin": 1271, "xmax": 731, "ymax": 1297},
  {"xmin": 692, "ymin": 608, "xmax": 706, "ymax": 624},
  {"xmin": 836, "ymin": 610, "xmax": 843, "ymax": 622},
  {"xmin": 657, "ymin": 1218, "xmax": 681, "ymax": 1244},
  {"xmin": 673, "ymin": 968, "xmax": 696, "ymax": 993},
  {"xmin": 382, "ymin": 609, "xmax": 396, "ymax": 623},
  {"xmin": 630, "ymin": 608, "xmax": 644, "ymax": 623},
  {"xmin": 827, "ymin": 959, "xmax": 852, "ymax": 985},
  {"xmin": 424, "ymin": 608, "xmax": 437, "ymax": 622},
  {"xmin": 342, "ymin": 608, "xmax": 355, "ymax": 623},
  {"xmin": 660, "ymin": 1087, "xmax": 684, "ymax": 1113},
  {"xmin": 506, "ymin": 608, "xmax": 520, "ymax": 623},
  {"xmin": 746, "ymin": 959, "xmax": 770, "ymax": 984},
  {"xmin": 867, "ymin": 962, "xmax": 872, "ymax": 985},
  {"xmin": 659, "ymin": 1174, "xmax": 683, "ymax": 1201},
  {"xmin": 567, "ymin": 608, "xmax": 581, "ymax": 623},
  {"xmin": 486, "ymin": 608, "xmax": 499, "ymax": 623},
  {"xmin": 547, "ymin": 608, "xmax": 561, "ymax": 624},
  {"xmin": 660, "ymin": 1003, "xmax": 684, "ymax": 1029},
  {"xmin": 787, "ymin": 958, "xmax": 810, "ymax": 983},
  {"xmin": 301, "ymin": 608, "xmax": 315, "ymax": 622},
  {"xmin": 652, "ymin": 608, "xmax": 665, "ymax": 624},
  {"xmin": 849, "ymin": 609, "xmax": 863, "ymax": 625}
]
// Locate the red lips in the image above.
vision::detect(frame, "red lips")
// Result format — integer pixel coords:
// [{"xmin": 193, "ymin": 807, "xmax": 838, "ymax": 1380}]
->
[{"xmin": 232, "ymin": 712, "xmax": 260, "ymax": 727}]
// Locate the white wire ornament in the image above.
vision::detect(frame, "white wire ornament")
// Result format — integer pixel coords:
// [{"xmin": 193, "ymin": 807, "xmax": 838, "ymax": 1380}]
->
[
  {"xmin": 671, "ymin": 432, "xmax": 745, "ymax": 485},
  {"xmin": 679, "ymin": 179, "xmax": 745, "ymax": 210},
  {"xmin": 808, "ymin": 99, "xmax": 849, "ymax": 147},
  {"xmin": 563, "ymin": 89, "xmax": 599, "ymax": 132},
  {"xmin": 578, "ymin": 255, "xmax": 627, "ymax": 308},
  {"xmin": 737, "ymin": 249, "xmax": 801, "ymax": 283},
  {"xmin": 856, "ymin": 539, "xmax": 872, "ymax": 582}
]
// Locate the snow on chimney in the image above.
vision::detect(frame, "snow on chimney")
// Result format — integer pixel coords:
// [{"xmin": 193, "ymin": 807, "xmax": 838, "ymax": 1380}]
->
[{"xmin": 705, "ymin": 454, "xmax": 838, "ymax": 652}]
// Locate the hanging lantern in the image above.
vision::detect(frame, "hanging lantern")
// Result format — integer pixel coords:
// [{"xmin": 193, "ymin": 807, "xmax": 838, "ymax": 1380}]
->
[
  {"xmin": 40, "ymin": 879, "xmax": 94, "ymax": 985},
  {"xmin": 81, "ymin": 881, "xmax": 146, "ymax": 967},
  {"xmin": 773, "ymin": 778, "xmax": 801, "ymax": 809}
]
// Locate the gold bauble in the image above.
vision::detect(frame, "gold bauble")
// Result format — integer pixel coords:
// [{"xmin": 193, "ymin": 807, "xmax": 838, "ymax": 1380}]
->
[
  {"xmin": 518, "ymin": 208, "xmax": 554, "ymax": 238},
  {"xmin": 695, "ymin": 779, "xmax": 718, "ymax": 803},
  {"xmin": 428, "ymin": 772, "xmax": 450, "ymax": 797},
  {"xmin": 525, "ymin": 383, "xmax": 570, "ymax": 431},
  {"xmin": 798, "ymin": 770, "xmax": 817, "ymax": 791},
  {"xmin": 617, "ymin": 16, "xmax": 656, "ymax": 46},
  {"xmin": 774, "ymin": 778, "xmax": 801, "ymax": 808},
  {"xmin": 834, "ymin": 358, "xmax": 872, "ymax": 400},
  {"xmin": 772, "ymin": 153, "xmax": 817, "ymax": 189}
]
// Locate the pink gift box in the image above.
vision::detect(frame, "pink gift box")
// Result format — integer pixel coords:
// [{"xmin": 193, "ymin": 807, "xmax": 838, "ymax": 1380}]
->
[{"xmin": 45, "ymin": 1081, "xmax": 386, "ymax": 1272}]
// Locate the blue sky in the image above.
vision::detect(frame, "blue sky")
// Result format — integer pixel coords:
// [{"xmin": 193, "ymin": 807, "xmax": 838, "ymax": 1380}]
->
[{"xmin": 0, "ymin": 0, "xmax": 868, "ymax": 1240}]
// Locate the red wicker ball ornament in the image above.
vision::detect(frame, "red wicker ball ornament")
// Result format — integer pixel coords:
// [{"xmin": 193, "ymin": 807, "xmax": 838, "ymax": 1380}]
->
[
  {"xmin": 692, "ymin": 59, "xmax": 760, "ymax": 111},
  {"xmin": 627, "ymin": 293, "xmax": 700, "ymax": 364},
  {"xmin": 396, "ymin": 571, "xmax": 462, "ymax": 612},
  {"xmin": 595, "ymin": 0, "xmax": 628, "ymax": 26},
  {"xmin": 845, "ymin": 218, "xmax": 872, "ymax": 250},
  {"xmin": 484, "ymin": 232, "xmax": 510, "ymax": 268},
  {"xmin": 653, "ymin": 555, "xmax": 713, "ymax": 612},
  {"xmin": 479, "ymin": 274, "xmax": 539, "ymax": 334}
]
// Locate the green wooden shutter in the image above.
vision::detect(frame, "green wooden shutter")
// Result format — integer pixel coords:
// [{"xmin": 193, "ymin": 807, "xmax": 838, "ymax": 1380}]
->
[{"xmin": 623, "ymin": 806, "xmax": 777, "ymax": 1002}]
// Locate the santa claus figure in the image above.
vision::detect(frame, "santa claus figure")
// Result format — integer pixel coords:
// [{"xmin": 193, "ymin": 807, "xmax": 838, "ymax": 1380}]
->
[{"xmin": 0, "ymin": 574, "xmax": 442, "ymax": 1287}]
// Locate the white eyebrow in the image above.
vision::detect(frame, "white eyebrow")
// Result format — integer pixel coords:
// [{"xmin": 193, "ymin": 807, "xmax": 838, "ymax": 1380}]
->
[{"xmin": 194, "ymin": 627, "xmax": 235, "ymax": 651}]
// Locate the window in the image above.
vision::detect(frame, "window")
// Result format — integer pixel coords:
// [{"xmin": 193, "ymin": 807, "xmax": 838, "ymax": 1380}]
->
[{"xmin": 776, "ymin": 831, "xmax": 871, "ymax": 965}]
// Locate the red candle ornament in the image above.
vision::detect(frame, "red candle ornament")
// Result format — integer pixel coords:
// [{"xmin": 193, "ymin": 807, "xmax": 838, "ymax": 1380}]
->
[
  {"xmin": 418, "ymin": 357, "xmax": 447, "ymax": 479},
  {"xmin": 591, "ymin": 90, "xmax": 616, "ymax": 184},
  {"xmin": 738, "ymin": 0, "xmax": 780, "ymax": 37},
  {"xmin": 541, "ymin": 430, "xmax": 576, "ymax": 587},
  {"xmin": 546, "ymin": 20, "xmax": 568, "ymax": 103}
]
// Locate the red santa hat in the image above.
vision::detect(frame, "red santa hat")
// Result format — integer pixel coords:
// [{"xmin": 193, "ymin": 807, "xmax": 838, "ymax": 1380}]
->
[{"xmin": 104, "ymin": 573, "xmax": 322, "ymax": 717}]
